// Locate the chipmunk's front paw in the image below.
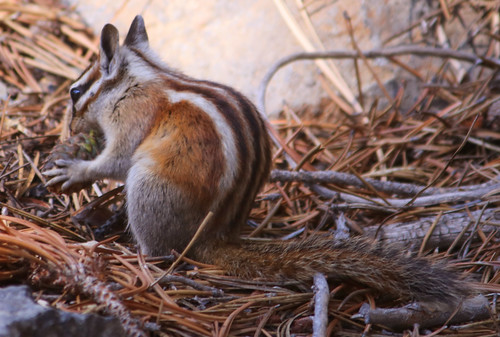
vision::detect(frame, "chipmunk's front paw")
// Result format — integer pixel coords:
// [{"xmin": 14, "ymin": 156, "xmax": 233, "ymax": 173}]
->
[
  {"xmin": 42, "ymin": 132, "xmax": 102, "ymax": 194},
  {"xmin": 44, "ymin": 159, "xmax": 89, "ymax": 193}
]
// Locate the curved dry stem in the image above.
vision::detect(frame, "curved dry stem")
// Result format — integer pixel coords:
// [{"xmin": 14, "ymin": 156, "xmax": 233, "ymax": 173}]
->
[{"xmin": 258, "ymin": 46, "xmax": 500, "ymax": 114}]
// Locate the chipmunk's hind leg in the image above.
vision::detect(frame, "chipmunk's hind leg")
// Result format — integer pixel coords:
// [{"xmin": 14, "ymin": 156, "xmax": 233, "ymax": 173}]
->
[{"xmin": 125, "ymin": 166, "xmax": 206, "ymax": 256}]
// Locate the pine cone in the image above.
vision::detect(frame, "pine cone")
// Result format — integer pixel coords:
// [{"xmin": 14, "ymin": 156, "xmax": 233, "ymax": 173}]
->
[{"xmin": 44, "ymin": 130, "xmax": 103, "ymax": 193}]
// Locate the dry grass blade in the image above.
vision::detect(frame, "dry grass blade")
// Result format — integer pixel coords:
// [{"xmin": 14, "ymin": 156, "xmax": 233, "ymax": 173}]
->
[{"xmin": 271, "ymin": 0, "xmax": 361, "ymax": 112}]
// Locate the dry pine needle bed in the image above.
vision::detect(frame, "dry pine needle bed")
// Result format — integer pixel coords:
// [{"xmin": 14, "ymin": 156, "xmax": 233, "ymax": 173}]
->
[{"xmin": 0, "ymin": 1, "xmax": 499, "ymax": 336}]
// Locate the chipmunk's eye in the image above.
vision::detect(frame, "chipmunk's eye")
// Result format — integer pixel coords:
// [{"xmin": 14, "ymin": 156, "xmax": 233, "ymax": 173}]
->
[{"xmin": 70, "ymin": 87, "xmax": 82, "ymax": 102}]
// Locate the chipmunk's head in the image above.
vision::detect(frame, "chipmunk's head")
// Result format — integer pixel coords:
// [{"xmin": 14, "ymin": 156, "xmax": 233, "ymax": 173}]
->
[{"xmin": 68, "ymin": 15, "xmax": 153, "ymax": 134}]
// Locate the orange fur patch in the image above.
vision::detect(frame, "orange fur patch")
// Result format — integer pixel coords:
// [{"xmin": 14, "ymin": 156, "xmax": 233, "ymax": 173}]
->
[{"xmin": 139, "ymin": 99, "xmax": 225, "ymax": 209}]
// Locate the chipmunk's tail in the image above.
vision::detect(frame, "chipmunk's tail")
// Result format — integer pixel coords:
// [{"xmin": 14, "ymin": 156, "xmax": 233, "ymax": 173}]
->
[{"xmin": 194, "ymin": 235, "xmax": 470, "ymax": 303}]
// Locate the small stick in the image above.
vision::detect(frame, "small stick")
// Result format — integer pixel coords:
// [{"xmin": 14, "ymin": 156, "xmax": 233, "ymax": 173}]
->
[
  {"xmin": 158, "ymin": 275, "xmax": 224, "ymax": 297},
  {"xmin": 312, "ymin": 273, "xmax": 329, "ymax": 337}
]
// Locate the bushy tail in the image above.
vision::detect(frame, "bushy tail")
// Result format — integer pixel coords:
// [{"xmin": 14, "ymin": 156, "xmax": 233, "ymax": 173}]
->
[{"xmin": 195, "ymin": 235, "xmax": 470, "ymax": 303}]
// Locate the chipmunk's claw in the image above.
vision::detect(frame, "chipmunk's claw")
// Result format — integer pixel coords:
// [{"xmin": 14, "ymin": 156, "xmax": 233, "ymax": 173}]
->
[{"xmin": 43, "ymin": 159, "xmax": 87, "ymax": 192}]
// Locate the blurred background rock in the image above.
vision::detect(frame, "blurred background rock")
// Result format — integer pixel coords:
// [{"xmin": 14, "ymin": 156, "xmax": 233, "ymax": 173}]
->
[{"xmin": 64, "ymin": 0, "xmax": 449, "ymax": 116}]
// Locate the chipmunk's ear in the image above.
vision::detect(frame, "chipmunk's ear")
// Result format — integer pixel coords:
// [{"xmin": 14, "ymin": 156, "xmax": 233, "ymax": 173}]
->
[
  {"xmin": 124, "ymin": 15, "xmax": 149, "ymax": 47},
  {"xmin": 99, "ymin": 23, "xmax": 120, "ymax": 73}
]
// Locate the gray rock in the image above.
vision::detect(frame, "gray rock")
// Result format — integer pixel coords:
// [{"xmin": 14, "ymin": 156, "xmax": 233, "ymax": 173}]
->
[{"xmin": 0, "ymin": 285, "xmax": 125, "ymax": 337}]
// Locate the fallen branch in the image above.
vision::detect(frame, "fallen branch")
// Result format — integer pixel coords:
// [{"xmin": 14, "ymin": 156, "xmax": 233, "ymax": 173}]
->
[
  {"xmin": 270, "ymin": 169, "xmax": 500, "ymax": 197},
  {"xmin": 362, "ymin": 208, "xmax": 499, "ymax": 249},
  {"xmin": 354, "ymin": 295, "xmax": 490, "ymax": 330},
  {"xmin": 309, "ymin": 181, "xmax": 500, "ymax": 210}
]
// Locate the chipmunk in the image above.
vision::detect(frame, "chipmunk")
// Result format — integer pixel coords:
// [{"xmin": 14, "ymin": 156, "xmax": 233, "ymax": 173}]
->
[{"xmin": 45, "ymin": 16, "xmax": 470, "ymax": 306}]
